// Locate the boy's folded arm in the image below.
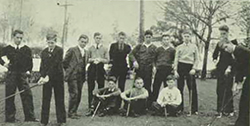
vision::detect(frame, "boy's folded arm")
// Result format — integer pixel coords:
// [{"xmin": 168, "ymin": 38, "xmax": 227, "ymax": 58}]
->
[
  {"xmin": 120, "ymin": 90, "xmax": 130, "ymax": 99},
  {"xmin": 109, "ymin": 89, "xmax": 121, "ymax": 96},
  {"xmin": 93, "ymin": 88, "xmax": 106, "ymax": 95},
  {"xmin": 131, "ymin": 90, "xmax": 149, "ymax": 100}
]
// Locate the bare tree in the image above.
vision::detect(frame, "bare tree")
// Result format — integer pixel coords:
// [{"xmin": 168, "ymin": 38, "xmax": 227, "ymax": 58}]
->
[
  {"xmin": 155, "ymin": 0, "xmax": 231, "ymax": 79},
  {"xmin": 237, "ymin": 1, "xmax": 250, "ymax": 40},
  {"xmin": 0, "ymin": 0, "xmax": 35, "ymax": 43}
]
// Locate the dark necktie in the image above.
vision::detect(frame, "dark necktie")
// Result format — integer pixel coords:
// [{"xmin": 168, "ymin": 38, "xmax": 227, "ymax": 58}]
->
[{"xmin": 96, "ymin": 44, "xmax": 99, "ymax": 49}]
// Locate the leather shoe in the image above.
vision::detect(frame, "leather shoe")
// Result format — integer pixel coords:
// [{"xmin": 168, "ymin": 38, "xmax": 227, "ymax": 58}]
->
[{"xmin": 85, "ymin": 111, "xmax": 93, "ymax": 116}]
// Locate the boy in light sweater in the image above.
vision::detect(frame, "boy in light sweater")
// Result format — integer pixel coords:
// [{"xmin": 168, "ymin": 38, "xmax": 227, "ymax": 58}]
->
[{"xmin": 151, "ymin": 75, "xmax": 182, "ymax": 117}]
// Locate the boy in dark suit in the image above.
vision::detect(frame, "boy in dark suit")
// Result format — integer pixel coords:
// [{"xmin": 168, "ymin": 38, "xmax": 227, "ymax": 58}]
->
[
  {"xmin": 109, "ymin": 31, "xmax": 131, "ymax": 108},
  {"xmin": 63, "ymin": 34, "xmax": 89, "ymax": 119},
  {"xmin": 39, "ymin": 33, "xmax": 66, "ymax": 126},
  {"xmin": 212, "ymin": 25, "xmax": 236, "ymax": 118},
  {"xmin": 0, "ymin": 30, "xmax": 38, "ymax": 122},
  {"xmin": 86, "ymin": 76, "xmax": 121, "ymax": 117},
  {"xmin": 130, "ymin": 30, "xmax": 157, "ymax": 108},
  {"xmin": 223, "ymin": 43, "xmax": 249, "ymax": 126}
]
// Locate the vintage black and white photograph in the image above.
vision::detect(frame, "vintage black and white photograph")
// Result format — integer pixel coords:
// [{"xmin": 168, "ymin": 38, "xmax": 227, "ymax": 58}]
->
[{"xmin": 0, "ymin": 0, "xmax": 249, "ymax": 126}]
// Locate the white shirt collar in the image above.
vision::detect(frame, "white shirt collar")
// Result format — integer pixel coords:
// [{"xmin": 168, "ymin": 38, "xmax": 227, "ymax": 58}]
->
[
  {"xmin": 78, "ymin": 45, "xmax": 85, "ymax": 56},
  {"xmin": 184, "ymin": 42, "xmax": 190, "ymax": 46},
  {"xmin": 143, "ymin": 43, "xmax": 152, "ymax": 48},
  {"xmin": 48, "ymin": 46, "xmax": 56, "ymax": 52},
  {"xmin": 10, "ymin": 43, "xmax": 25, "ymax": 49},
  {"xmin": 94, "ymin": 44, "xmax": 102, "ymax": 49},
  {"xmin": 78, "ymin": 45, "xmax": 85, "ymax": 51},
  {"xmin": 108, "ymin": 87, "xmax": 115, "ymax": 92},
  {"xmin": 162, "ymin": 46, "xmax": 170, "ymax": 50}
]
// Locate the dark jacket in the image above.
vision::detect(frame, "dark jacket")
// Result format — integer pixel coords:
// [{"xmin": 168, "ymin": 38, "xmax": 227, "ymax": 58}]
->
[
  {"xmin": 233, "ymin": 45, "xmax": 250, "ymax": 83},
  {"xmin": 109, "ymin": 42, "xmax": 131, "ymax": 68},
  {"xmin": 63, "ymin": 46, "xmax": 89, "ymax": 81},
  {"xmin": 0, "ymin": 45, "xmax": 32, "ymax": 73},
  {"xmin": 40, "ymin": 46, "xmax": 64, "ymax": 81},
  {"xmin": 212, "ymin": 40, "xmax": 237, "ymax": 72}
]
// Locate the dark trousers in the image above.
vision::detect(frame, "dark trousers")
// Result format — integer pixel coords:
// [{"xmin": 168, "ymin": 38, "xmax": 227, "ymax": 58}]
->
[
  {"xmin": 151, "ymin": 66, "xmax": 172, "ymax": 102},
  {"xmin": 5, "ymin": 72, "xmax": 36, "ymax": 122},
  {"xmin": 151, "ymin": 102, "xmax": 179, "ymax": 116},
  {"xmin": 90, "ymin": 96, "xmax": 118, "ymax": 114},
  {"xmin": 216, "ymin": 69, "xmax": 234, "ymax": 113},
  {"xmin": 67, "ymin": 78, "xmax": 84, "ymax": 116},
  {"xmin": 123, "ymin": 99, "xmax": 146, "ymax": 115},
  {"xmin": 136, "ymin": 65, "xmax": 153, "ymax": 108},
  {"xmin": 87, "ymin": 63, "xmax": 105, "ymax": 108},
  {"xmin": 177, "ymin": 62, "xmax": 198, "ymax": 113},
  {"xmin": 41, "ymin": 80, "xmax": 66, "ymax": 124},
  {"xmin": 235, "ymin": 76, "xmax": 249, "ymax": 126},
  {"xmin": 110, "ymin": 66, "xmax": 128, "ymax": 108}
]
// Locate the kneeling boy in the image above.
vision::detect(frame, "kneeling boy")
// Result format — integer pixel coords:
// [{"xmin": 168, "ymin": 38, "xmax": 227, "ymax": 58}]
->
[
  {"xmin": 86, "ymin": 76, "xmax": 121, "ymax": 117},
  {"xmin": 120, "ymin": 77, "xmax": 149, "ymax": 117},
  {"xmin": 152, "ymin": 75, "xmax": 182, "ymax": 117}
]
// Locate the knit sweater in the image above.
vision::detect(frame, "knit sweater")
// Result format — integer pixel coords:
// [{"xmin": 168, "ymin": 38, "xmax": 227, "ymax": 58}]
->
[
  {"xmin": 155, "ymin": 46, "xmax": 175, "ymax": 69},
  {"xmin": 0, "ymin": 45, "xmax": 32, "ymax": 72}
]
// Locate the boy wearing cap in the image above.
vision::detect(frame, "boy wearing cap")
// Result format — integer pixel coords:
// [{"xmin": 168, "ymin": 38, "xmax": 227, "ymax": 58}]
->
[
  {"xmin": 212, "ymin": 25, "xmax": 237, "ymax": 118},
  {"xmin": 130, "ymin": 30, "xmax": 157, "ymax": 107},
  {"xmin": 151, "ymin": 74, "xmax": 182, "ymax": 117},
  {"xmin": 151, "ymin": 34, "xmax": 175, "ymax": 103},
  {"xmin": 39, "ymin": 33, "xmax": 66, "ymax": 126},
  {"xmin": 86, "ymin": 76, "xmax": 121, "ymax": 117},
  {"xmin": 87, "ymin": 32, "xmax": 109, "ymax": 110},
  {"xmin": 63, "ymin": 34, "xmax": 89, "ymax": 119},
  {"xmin": 120, "ymin": 77, "xmax": 149, "ymax": 117},
  {"xmin": 174, "ymin": 29, "xmax": 199, "ymax": 115},
  {"xmin": 0, "ymin": 30, "xmax": 38, "ymax": 122}
]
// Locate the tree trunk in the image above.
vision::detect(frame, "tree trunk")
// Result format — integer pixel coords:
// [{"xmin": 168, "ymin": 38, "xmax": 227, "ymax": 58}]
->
[
  {"xmin": 201, "ymin": 17, "xmax": 212, "ymax": 79},
  {"xmin": 201, "ymin": 42, "xmax": 209, "ymax": 79}
]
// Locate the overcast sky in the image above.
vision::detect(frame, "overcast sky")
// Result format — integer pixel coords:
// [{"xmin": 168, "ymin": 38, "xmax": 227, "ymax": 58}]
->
[
  {"xmin": 0, "ymin": 0, "xmax": 247, "ymax": 46},
  {"xmin": 29, "ymin": 0, "xmax": 163, "ymax": 43},
  {"xmin": 0, "ymin": 0, "xmax": 164, "ymax": 45}
]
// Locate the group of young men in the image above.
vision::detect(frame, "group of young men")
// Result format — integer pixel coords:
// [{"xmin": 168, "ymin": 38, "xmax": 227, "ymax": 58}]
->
[{"xmin": 0, "ymin": 24, "xmax": 248, "ymax": 126}]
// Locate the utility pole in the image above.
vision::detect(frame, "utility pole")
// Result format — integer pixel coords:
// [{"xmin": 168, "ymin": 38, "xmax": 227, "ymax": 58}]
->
[
  {"xmin": 19, "ymin": 0, "xmax": 23, "ymax": 30},
  {"xmin": 57, "ymin": 0, "xmax": 73, "ymax": 49},
  {"xmin": 139, "ymin": 0, "xmax": 144, "ymax": 43}
]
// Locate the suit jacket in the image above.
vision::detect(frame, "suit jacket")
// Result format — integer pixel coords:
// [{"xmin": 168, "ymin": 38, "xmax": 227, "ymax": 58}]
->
[
  {"xmin": 233, "ymin": 45, "xmax": 250, "ymax": 83},
  {"xmin": 40, "ymin": 46, "xmax": 64, "ymax": 81},
  {"xmin": 212, "ymin": 40, "xmax": 238, "ymax": 72},
  {"xmin": 109, "ymin": 42, "xmax": 131, "ymax": 68},
  {"xmin": 63, "ymin": 46, "xmax": 88, "ymax": 81}
]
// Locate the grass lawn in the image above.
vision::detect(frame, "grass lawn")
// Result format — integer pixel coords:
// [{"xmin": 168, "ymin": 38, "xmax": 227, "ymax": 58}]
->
[{"xmin": 0, "ymin": 79, "xmax": 240, "ymax": 126}]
